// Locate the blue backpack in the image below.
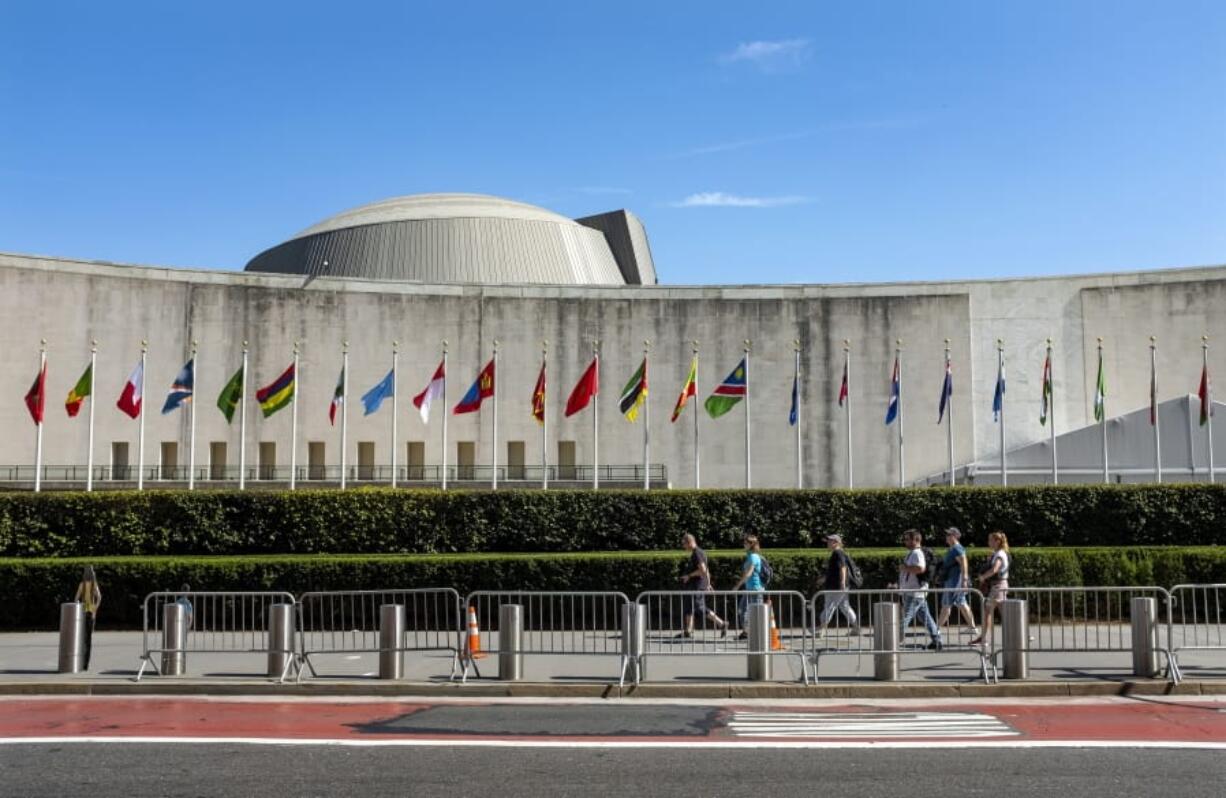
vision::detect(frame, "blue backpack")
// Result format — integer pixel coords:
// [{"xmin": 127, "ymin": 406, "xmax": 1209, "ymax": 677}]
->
[{"xmin": 758, "ymin": 555, "xmax": 773, "ymax": 587}]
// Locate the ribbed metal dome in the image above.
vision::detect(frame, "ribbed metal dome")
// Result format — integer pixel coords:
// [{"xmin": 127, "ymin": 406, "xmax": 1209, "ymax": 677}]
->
[{"xmin": 245, "ymin": 193, "xmax": 643, "ymax": 285}]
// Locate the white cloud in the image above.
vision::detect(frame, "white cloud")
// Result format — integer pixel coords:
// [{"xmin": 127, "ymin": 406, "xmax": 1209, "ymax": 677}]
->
[
  {"xmin": 720, "ymin": 39, "xmax": 811, "ymax": 70},
  {"xmin": 671, "ymin": 192, "xmax": 810, "ymax": 208}
]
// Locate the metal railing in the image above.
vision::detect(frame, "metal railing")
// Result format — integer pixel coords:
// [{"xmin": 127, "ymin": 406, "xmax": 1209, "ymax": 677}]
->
[
  {"xmin": 296, "ymin": 589, "xmax": 464, "ymax": 682},
  {"xmin": 459, "ymin": 591, "xmax": 632, "ymax": 682},
  {"xmin": 136, "ymin": 590, "xmax": 298, "ymax": 681},
  {"xmin": 634, "ymin": 590, "xmax": 812, "ymax": 683},
  {"xmin": 1168, "ymin": 584, "xmax": 1226, "ymax": 679},
  {"xmin": 808, "ymin": 587, "xmax": 994, "ymax": 683}
]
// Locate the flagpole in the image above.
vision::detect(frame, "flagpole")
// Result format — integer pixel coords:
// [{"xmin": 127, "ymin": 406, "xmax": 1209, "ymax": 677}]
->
[
  {"xmin": 845, "ymin": 340, "xmax": 853, "ymax": 489},
  {"xmin": 492, "ymin": 340, "xmax": 499, "ymax": 491},
  {"xmin": 1206, "ymin": 336, "xmax": 1215, "ymax": 484},
  {"xmin": 693, "ymin": 341, "xmax": 701, "ymax": 490},
  {"xmin": 391, "ymin": 341, "xmax": 399, "ymax": 489},
  {"xmin": 794, "ymin": 340, "xmax": 802, "ymax": 489},
  {"xmin": 87, "ymin": 340, "xmax": 96, "ymax": 492},
  {"xmin": 542, "ymin": 340, "xmax": 548, "ymax": 490},
  {"xmin": 1151, "ymin": 336, "xmax": 1161, "ymax": 483},
  {"xmin": 945, "ymin": 339, "xmax": 954, "ymax": 487},
  {"xmin": 189, "ymin": 340, "xmax": 197, "ymax": 491},
  {"xmin": 998, "ymin": 339, "xmax": 1007, "ymax": 487},
  {"xmin": 341, "ymin": 342, "xmax": 348, "ymax": 490},
  {"xmin": 897, "ymin": 339, "xmax": 905, "ymax": 489},
  {"xmin": 1099, "ymin": 337, "xmax": 1108, "ymax": 484},
  {"xmin": 239, "ymin": 341, "xmax": 248, "ymax": 491},
  {"xmin": 138, "ymin": 340, "xmax": 147, "ymax": 491},
  {"xmin": 290, "ymin": 340, "xmax": 299, "ymax": 491},
  {"xmin": 643, "ymin": 340, "xmax": 651, "ymax": 491},
  {"xmin": 593, "ymin": 339, "xmax": 600, "ymax": 491},
  {"xmin": 441, "ymin": 341, "xmax": 449, "ymax": 490},
  {"xmin": 1048, "ymin": 339, "xmax": 1057, "ymax": 485},
  {"xmin": 34, "ymin": 340, "xmax": 45, "ymax": 493},
  {"xmin": 744, "ymin": 340, "xmax": 752, "ymax": 489}
]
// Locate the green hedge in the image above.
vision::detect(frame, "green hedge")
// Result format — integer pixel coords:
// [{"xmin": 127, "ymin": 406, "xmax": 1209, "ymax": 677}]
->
[
  {"xmin": 8, "ymin": 546, "xmax": 1226, "ymax": 631},
  {"xmin": 3, "ymin": 485, "xmax": 1226, "ymax": 558}
]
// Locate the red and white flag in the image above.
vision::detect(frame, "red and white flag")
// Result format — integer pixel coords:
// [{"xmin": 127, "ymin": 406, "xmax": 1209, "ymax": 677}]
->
[
  {"xmin": 412, "ymin": 360, "xmax": 446, "ymax": 423},
  {"xmin": 117, "ymin": 361, "xmax": 144, "ymax": 419}
]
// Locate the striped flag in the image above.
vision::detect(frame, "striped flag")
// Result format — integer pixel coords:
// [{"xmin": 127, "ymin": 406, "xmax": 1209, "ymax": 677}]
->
[
  {"xmin": 1200, "ymin": 364, "xmax": 1212, "ymax": 426},
  {"xmin": 992, "ymin": 357, "xmax": 1006, "ymax": 422},
  {"xmin": 256, "ymin": 363, "xmax": 296, "ymax": 418},
  {"xmin": 937, "ymin": 357, "xmax": 952, "ymax": 424},
  {"xmin": 619, "ymin": 358, "xmax": 648, "ymax": 421},
  {"xmin": 329, "ymin": 366, "xmax": 344, "ymax": 425},
  {"xmin": 884, "ymin": 355, "xmax": 900, "ymax": 425},
  {"xmin": 705, "ymin": 357, "xmax": 747, "ymax": 419},
  {"xmin": 837, "ymin": 360, "xmax": 848, "ymax": 407},
  {"xmin": 65, "ymin": 363, "xmax": 92, "ymax": 418},
  {"xmin": 671, "ymin": 356, "xmax": 697, "ymax": 422},
  {"xmin": 1039, "ymin": 353, "xmax": 1052, "ymax": 425},
  {"xmin": 161, "ymin": 359, "xmax": 195, "ymax": 414},
  {"xmin": 413, "ymin": 361, "xmax": 445, "ymax": 424},
  {"xmin": 1093, "ymin": 351, "xmax": 1106, "ymax": 422}
]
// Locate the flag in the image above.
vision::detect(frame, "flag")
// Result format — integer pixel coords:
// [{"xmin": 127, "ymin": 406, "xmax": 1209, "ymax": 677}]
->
[
  {"xmin": 789, "ymin": 371, "xmax": 799, "ymax": 426},
  {"xmin": 256, "ymin": 363, "xmax": 295, "ymax": 418},
  {"xmin": 992, "ymin": 357, "xmax": 1006, "ymax": 422},
  {"xmin": 329, "ymin": 367, "xmax": 344, "ymax": 425},
  {"xmin": 565, "ymin": 357, "xmax": 599, "ymax": 417},
  {"xmin": 837, "ymin": 360, "xmax": 848, "ymax": 407},
  {"xmin": 1200, "ymin": 365, "xmax": 1212, "ymax": 426},
  {"xmin": 1149, "ymin": 353, "xmax": 1158, "ymax": 426},
  {"xmin": 1093, "ymin": 351, "xmax": 1106, "ymax": 422},
  {"xmin": 619, "ymin": 358, "xmax": 648, "ymax": 421},
  {"xmin": 938, "ymin": 358, "xmax": 952, "ymax": 424},
  {"xmin": 361, "ymin": 369, "xmax": 395, "ymax": 416},
  {"xmin": 65, "ymin": 363, "xmax": 92, "ymax": 418},
  {"xmin": 454, "ymin": 359, "xmax": 494, "ymax": 414},
  {"xmin": 25, "ymin": 362, "xmax": 46, "ymax": 425},
  {"xmin": 671, "ymin": 356, "xmax": 697, "ymax": 423},
  {"xmin": 1039, "ymin": 353, "xmax": 1052, "ymax": 425},
  {"xmin": 531, "ymin": 360, "xmax": 546, "ymax": 425},
  {"xmin": 161, "ymin": 359, "xmax": 195, "ymax": 415},
  {"xmin": 884, "ymin": 356, "xmax": 900, "ymax": 425},
  {"xmin": 117, "ymin": 360, "xmax": 144, "ymax": 419},
  {"xmin": 217, "ymin": 366, "xmax": 243, "ymax": 423},
  {"xmin": 705, "ymin": 357, "xmax": 747, "ymax": 419},
  {"xmin": 413, "ymin": 361, "xmax": 445, "ymax": 423}
]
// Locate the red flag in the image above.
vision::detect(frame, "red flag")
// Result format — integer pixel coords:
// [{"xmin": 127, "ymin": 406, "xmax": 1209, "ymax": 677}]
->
[
  {"xmin": 117, "ymin": 360, "xmax": 144, "ymax": 419},
  {"xmin": 565, "ymin": 357, "xmax": 599, "ymax": 417},
  {"xmin": 24, "ymin": 362, "xmax": 46, "ymax": 425},
  {"xmin": 1200, "ymin": 365, "xmax": 1211, "ymax": 426},
  {"xmin": 531, "ymin": 360, "xmax": 546, "ymax": 425},
  {"xmin": 837, "ymin": 361, "xmax": 849, "ymax": 406}
]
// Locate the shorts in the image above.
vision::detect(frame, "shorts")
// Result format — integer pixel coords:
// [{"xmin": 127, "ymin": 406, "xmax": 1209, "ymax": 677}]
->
[
  {"xmin": 985, "ymin": 580, "xmax": 1009, "ymax": 608},
  {"xmin": 682, "ymin": 591, "xmax": 707, "ymax": 616},
  {"xmin": 940, "ymin": 579, "xmax": 969, "ymax": 608}
]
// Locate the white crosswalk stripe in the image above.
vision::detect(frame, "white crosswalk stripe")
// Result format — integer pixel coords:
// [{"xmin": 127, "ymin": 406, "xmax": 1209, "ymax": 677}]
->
[{"xmin": 728, "ymin": 711, "xmax": 1018, "ymax": 738}]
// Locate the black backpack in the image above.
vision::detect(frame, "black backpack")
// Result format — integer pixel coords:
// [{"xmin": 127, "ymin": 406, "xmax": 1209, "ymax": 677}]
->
[
  {"xmin": 758, "ymin": 555, "xmax": 773, "ymax": 587},
  {"xmin": 844, "ymin": 552, "xmax": 864, "ymax": 588},
  {"xmin": 919, "ymin": 546, "xmax": 938, "ymax": 585}
]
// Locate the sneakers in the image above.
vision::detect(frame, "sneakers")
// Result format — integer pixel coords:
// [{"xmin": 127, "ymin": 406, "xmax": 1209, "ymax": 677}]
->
[
  {"xmin": 674, "ymin": 631, "xmax": 693, "ymax": 640},
  {"xmin": 737, "ymin": 630, "xmax": 749, "ymax": 640},
  {"xmin": 927, "ymin": 639, "xmax": 944, "ymax": 651},
  {"xmin": 719, "ymin": 625, "xmax": 728, "ymax": 639}
]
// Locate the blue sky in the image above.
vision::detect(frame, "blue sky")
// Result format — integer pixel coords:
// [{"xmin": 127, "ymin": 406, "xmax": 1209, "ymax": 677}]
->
[{"xmin": 2, "ymin": 1, "xmax": 1224, "ymax": 285}]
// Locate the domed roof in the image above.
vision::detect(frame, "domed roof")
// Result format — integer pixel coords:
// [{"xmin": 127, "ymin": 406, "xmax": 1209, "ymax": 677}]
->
[{"xmin": 290, "ymin": 193, "xmax": 576, "ymax": 241}]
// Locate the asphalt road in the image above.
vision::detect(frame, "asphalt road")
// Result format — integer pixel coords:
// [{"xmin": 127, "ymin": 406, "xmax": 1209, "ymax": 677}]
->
[{"xmin": 1, "ymin": 745, "xmax": 1223, "ymax": 798}]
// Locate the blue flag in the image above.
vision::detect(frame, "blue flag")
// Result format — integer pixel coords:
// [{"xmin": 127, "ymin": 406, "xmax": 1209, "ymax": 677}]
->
[
  {"xmin": 937, "ymin": 359, "xmax": 952, "ymax": 424},
  {"xmin": 993, "ymin": 359, "xmax": 1006, "ymax": 422},
  {"xmin": 161, "ymin": 359, "xmax": 195, "ymax": 414},
  {"xmin": 885, "ymin": 356, "xmax": 900, "ymax": 425},
  {"xmin": 789, "ymin": 372, "xmax": 799, "ymax": 426},
  {"xmin": 361, "ymin": 369, "xmax": 395, "ymax": 416}
]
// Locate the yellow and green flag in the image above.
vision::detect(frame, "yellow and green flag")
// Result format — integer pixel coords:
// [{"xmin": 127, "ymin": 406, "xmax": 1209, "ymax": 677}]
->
[{"xmin": 65, "ymin": 363, "xmax": 92, "ymax": 418}]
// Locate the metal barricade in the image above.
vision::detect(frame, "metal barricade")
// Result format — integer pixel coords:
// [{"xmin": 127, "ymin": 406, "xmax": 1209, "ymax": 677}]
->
[
  {"xmin": 1167, "ymin": 583, "xmax": 1226, "ymax": 682},
  {"xmin": 460, "ymin": 591, "xmax": 631, "ymax": 682},
  {"xmin": 989, "ymin": 586, "xmax": 1177, "ymax": 683},
  {"xmin": 137, "ymin": 591, "xmax": 298, "ymax": 681},
  {"xmin": 808, "ymin": 588, "xmax": 994, "ymax": 684},
  {"xmin": 633, "ymin": 590, "xmax": 811, "ymax": 684},
  {"xmin": 296, "ymin": 589, "xmax": 464, "ymax": 682}
]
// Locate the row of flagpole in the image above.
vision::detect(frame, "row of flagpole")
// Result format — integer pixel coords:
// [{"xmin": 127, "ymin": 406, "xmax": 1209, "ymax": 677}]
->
[{"xmin": 18, "ymin": 333, "xmax": 1219, "ymax": 492}]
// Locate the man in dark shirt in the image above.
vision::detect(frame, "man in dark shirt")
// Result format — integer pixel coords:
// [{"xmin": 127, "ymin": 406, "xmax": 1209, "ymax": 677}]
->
[
  {"xmin": 817, "ymin": 534, "xmax": 859, "ymax": 636},
  {"xmin": 678, "ymin": 534, "xmax": 728, "ymax": 638}
]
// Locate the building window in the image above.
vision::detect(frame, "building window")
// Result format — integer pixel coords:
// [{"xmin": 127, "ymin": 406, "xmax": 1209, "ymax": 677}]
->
[
  {"xmin": 209, "ymin": 442, "xmax": 227, "ymax": 481},
  {"xmin": 111, "ymin": 441, "xmax": 130, "ymax": 481},
  {"xmin": 358, "ymin": 441, "xmax": 375, "ymax": 480},
  {"xmin": 406, "ymin": 441, "xmax": 425, "ymax": 481},
  {"xmin": 457, "ymin": 441, "xmax": 476, "ymax": 480},
  {"xmin": 308, "ymin": 441, "xmax": 326, "ymax": 481},
  {"xmin": 506, "ymin": 440, "xmax": 525, "ymax": 480},
  {"xmin": 557, "ymin": 440, "xmax": 576, "ymax": 481},
  {"xmin": 159, "ymin": 442, "xmax": 179, "ymax": 481},
  {"xmin": 258, "ymin": 442, "xmax": 276, "ymax": 481}
]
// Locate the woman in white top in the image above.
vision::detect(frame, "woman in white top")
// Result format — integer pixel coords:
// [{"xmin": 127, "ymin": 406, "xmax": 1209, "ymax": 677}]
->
[{"xmin": 970, "ymin": 531, "xmax": 1009, "ymax": 646}]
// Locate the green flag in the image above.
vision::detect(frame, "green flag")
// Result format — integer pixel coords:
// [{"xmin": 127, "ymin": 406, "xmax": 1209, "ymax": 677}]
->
[
  {"xmin": 217, "ymin": 366, "xmax": 244, "ymax": 423},
  {"xmin": 1093, "ymin": 351, "xmax": 1105, "ymax": 422}
]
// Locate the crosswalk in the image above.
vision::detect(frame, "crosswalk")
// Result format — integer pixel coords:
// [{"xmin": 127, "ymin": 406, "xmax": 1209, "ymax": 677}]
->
[{"xmin": 727, "ymin": 711, "xmax": 1018, "ymax": 739}]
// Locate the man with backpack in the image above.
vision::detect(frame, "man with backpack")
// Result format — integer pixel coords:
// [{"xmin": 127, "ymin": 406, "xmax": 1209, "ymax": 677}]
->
[
  {"xmin": 817, "ymin": 534, "xmax": 860, "ymax": 636},
  {"xmin": 894, "ymin": 529, "xmax": 943, "ymax": 651}
]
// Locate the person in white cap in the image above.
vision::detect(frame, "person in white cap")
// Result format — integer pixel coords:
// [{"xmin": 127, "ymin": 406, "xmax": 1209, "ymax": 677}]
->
[{"xmin": 816, "ymin": 534, "xmax": 858, "ymax": 636}]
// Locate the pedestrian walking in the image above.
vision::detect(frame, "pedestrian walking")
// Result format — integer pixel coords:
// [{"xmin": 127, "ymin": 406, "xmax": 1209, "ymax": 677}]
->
[
  {"xmin": 731, "ymin": 534, "xmax": 766, "ymax": 639},
  {"xmin": 893, "ymin": 529, "xmax": 942, "ymax": 650},
  {"xmin": 677, "ymin": 533, "xmax": 728, "ymax": 638},
  {"xmin": 970, "ymin": 532, "xmax": 1010, "ymax": 646},
  {"xmin": 817, "ymin": 534, "xmax": 858, "ymax": 636},
  {"xmin": 936, "ymin": 527, "xmax": 978, "ymax": 638},
  {"xmin": 74, "ymin": 566, "xmax": 102, "ymax": 670}
]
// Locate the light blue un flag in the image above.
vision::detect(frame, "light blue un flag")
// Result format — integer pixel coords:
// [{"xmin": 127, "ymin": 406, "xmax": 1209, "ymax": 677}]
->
[{"xmin": 361, "ymin": 369, "xmax": 395, "ymax": 416}]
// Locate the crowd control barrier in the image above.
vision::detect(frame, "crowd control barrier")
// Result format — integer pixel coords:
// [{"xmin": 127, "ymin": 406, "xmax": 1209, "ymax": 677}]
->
[
  {"xmin": 296, "ymin": 588, "xmax": 464, "ymax": 682},
  {"xmin": 136, "ymin": 591, "xmax": 298, "ymax": 681},
  {"xmin": 808, "ymin": 588, "xmax": 993, "ymax": 683},
  {"xmin": 460, "ymin": 591, "xmax": 632, "ymax": 682},
  {"xmin": 1168, "ymin": 584, "xmax": 1226, "ymax": 681},
  {"xmin": 632, "ymin": 590, "xmax": 812, "ymax": 684}
]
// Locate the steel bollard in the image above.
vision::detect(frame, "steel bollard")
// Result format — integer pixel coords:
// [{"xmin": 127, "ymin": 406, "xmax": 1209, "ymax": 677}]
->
[
  {"xmin": 58, "ymin": 602, "xmax": 85, "ymax": 674},
  {"xmin": 1131, "ymin": 596, "xmax": 1159, "ymax": 678},
  {"xmin": 499, "ymin": 604, "xmax": 524, "ymax": 681},
  {"xmin": 872, "ymin": 602, "xmax": 900, "ymax": 681},
  {"xmin": 621, "ymin": 602, "xmax": 646, "ymax": 683},
  {"xmin": 747, "ymin": 601, "xmax": 772, "ymax": 681},
  {"xmin": 267, "ymin": 603, "xmax": 295, "ymax": 679},
  {"xmin": 379, "ymin": 604, "xmax": 405, "ymax": 680},
  {"xmin": 161, "ymin": 602, "xmax": 187, "ymax": 676},
  {"xmin": 1000, "ymin": 599, "xmax": 1029, "ymax": 680}
]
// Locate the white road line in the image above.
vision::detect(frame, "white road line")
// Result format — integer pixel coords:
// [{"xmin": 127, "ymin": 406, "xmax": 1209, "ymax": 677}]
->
[{"xmin": 728, "ymin": 711, "xmax": 1017, "ymax": 738}]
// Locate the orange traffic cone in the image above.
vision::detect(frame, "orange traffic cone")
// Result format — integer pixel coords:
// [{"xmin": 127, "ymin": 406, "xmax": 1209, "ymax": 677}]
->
[
  {"xmin": 466, "ymin": 605, "xmax": 486, "ymax": 660},
  {"xmin": 768, "ymin": 602, "xmax": 783, "ymax": 651}
]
